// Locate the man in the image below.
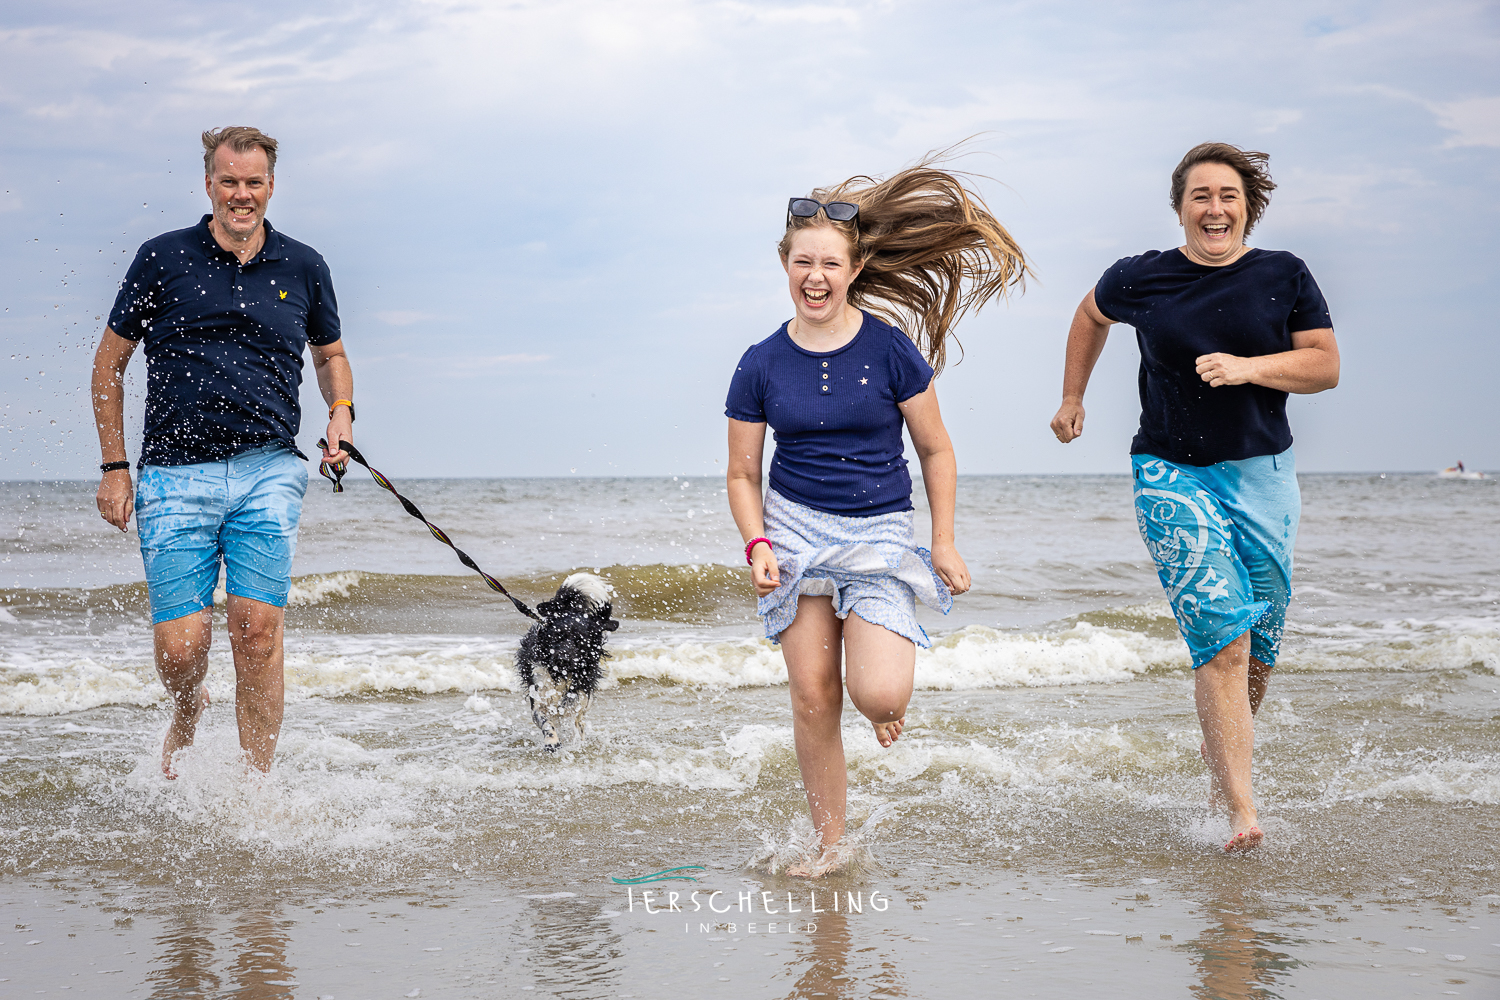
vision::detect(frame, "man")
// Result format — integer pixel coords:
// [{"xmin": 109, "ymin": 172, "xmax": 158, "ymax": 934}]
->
[{"xmin": 92, "ymin": 126, "xmax": 355, "ymax": 776}]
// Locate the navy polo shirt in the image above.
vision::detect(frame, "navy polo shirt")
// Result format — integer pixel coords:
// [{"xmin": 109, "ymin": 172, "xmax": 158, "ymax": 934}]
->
[
  {"xmin": 108, "ymin": 215, "xmax": 341, "ymax": 467},
  {"xmin": 725, "ymin": 312, "xmax": 934, "ymax": 516},
  {"xmin": 1094, "ymin": 248, "xmax": 1332, "ymax": 467}
]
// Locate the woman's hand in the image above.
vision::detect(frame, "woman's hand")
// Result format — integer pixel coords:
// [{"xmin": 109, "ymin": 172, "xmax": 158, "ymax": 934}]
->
[
  {"xmin": 1051, "ymin": 398, "xmax": 1086, "ymax": 443},
  {"xmin": 750, "ymin": 543, "xmax": 780, "ymax": 597},
  {"xmin": 1195, "ymin": 352, "xmax": 1257, "ymax": 387},
  {"xmin": 1050, "ymin": 290, "xmax": 1113, "ymax": 444},
  {"xmin": 1197, "ymin": 330, "xmax": 1340, "ymax": 394},
  {"xmin": 96, "ymin": 470, "xmax": 133, "ymax": 531},
  {"xmin": 931, "ymin": 542, "xmax": 970, "ymax": 596}
]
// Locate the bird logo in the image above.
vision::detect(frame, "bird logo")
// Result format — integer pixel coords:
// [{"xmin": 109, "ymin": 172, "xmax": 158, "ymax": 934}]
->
[{"xmin": 278, "ymin": 290, "xmax": 288, "ymax": 300}]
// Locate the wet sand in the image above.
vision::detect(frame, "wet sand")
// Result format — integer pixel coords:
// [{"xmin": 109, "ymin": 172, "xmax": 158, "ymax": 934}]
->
[{"xmin": 4, "ymin": 864, "xmax": 1495, "ymax": 997}]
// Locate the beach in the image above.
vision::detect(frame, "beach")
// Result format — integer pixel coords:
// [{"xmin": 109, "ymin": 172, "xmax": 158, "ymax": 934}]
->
[{"xmin": 2, "ymin": 472, "xmax": 1497, "ymax": 997}]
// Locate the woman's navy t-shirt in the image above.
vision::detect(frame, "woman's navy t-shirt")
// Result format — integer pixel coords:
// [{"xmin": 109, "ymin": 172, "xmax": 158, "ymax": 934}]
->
[
  {"xmin": 725, "ymin": 312, "xmax": 933, "ymax": 517},
  {"xmin": 1093, "ymin": 248, "xmax": 1332, "ymax": 467}
]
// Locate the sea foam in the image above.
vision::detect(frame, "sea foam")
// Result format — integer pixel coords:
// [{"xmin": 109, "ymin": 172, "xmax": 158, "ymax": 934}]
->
[{"xmin": 3, "ymin": 620, "xmax": 1497, "ymax": 717}]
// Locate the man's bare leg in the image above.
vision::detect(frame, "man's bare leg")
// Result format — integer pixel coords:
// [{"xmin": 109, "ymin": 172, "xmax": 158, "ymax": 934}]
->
[
  {"xmin": 843, "ymin": 613, "xmax": 915, "ymax": 749},
  {"xmin": 154, "ymin": 610, "xmax": 214, "ymax": 778},
  {"xmin": 226, "ymin": 595, "xmax": 286, "ymax": 773},
  {"xmin": 1195, "ymin": 633, "xmax": 1262, "ymax": 851}
]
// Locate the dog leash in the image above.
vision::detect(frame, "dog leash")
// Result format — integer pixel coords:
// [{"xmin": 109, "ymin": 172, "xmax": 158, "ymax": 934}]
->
[{"xmin": 317, "ymin": 438, "xmax": 543, "ymax": 623}]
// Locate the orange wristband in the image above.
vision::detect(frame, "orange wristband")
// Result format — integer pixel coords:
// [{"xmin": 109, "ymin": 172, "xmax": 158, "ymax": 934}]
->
[{"xmin": 329, "ymin": 399, "xmax": 355, "ymax": 420}]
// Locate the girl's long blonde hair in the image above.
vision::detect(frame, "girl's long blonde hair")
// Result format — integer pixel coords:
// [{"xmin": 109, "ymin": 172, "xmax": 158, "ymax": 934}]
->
[{"xmin": 779, "ymin": 154, "xmax": 1029, "ymax": 375}]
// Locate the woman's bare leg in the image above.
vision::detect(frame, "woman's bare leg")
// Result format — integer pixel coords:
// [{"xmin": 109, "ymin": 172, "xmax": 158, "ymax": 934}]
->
[
  {"xmin": 842, "ymin": 613, "xmax": 916, "ymax": 748},
  {"xmin": 1203, "ymin": 653, "xmax": 1274, "ymax": 805},
  {"xmin": 780, "ymin": 596, "xmax": 847, "ymax": 849},
  {"xmin": 1195, "ymin": 632, "xmax": 1262, "ymax": 851},
  {"xmin": 1247, "ymin": 655, "xmax": 1273, "ymax": 715}
]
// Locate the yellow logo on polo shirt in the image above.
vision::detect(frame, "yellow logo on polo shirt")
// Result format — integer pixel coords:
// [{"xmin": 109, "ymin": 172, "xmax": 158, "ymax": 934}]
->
[{"xmin": 279, "ymin": 290, "xmax": 288, "ymax": 300}]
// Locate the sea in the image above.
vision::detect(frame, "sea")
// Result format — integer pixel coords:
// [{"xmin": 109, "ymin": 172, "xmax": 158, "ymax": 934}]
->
[{"xmin": 1, "ymin": 472, "xmax": 1497, "ymax": 998}]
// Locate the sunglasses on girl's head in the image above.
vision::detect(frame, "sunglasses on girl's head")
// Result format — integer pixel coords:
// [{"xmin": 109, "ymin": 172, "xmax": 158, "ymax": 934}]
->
[{"xmin": 787, "ymin": 198, "xmax": 860, "ymax": 226}]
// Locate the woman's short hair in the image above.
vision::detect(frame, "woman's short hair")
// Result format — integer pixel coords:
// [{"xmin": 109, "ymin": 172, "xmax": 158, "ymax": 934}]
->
[
  {"xmin": 779, "ymin": 156, "xmax": 1029, "ymax": 375},
  {"xmin": 1170, "ymin": 142, "xmax": 1276, "ymax": 235},
  {"xmin": 202, "ymin": 126, "xmax": 279, "ymax": 177}
]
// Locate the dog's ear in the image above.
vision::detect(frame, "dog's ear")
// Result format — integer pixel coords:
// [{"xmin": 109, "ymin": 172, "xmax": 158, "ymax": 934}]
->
[{"xmin": 595, "ymin": 603, "xmax": 621, "ymax": 631}]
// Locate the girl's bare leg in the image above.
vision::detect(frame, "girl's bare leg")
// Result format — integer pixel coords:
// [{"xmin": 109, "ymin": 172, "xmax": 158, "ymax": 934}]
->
[
  {"xmin": 780, "ymin": 596, "xmax": 847, "ymax": 850},
  {"xmin": 842, "ymin": 613, "xmax": 915, "ymax": 748}
]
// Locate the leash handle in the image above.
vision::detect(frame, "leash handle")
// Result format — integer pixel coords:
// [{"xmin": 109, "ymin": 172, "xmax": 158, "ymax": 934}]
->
[{"xmin": 318, "ymin": 438, "xmax": 543, "ymax": 622}]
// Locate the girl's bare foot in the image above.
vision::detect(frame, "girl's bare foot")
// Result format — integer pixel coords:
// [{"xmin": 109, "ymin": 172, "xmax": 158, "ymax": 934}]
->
[
  {"xmin": 873, "ymin": 716, "xmax": 904, "ymax": 748},
  {"xmin": 162, "ymin": 685, "xmax": 211, "ymax": 779},
  {"xmin": 787, "ymin": 846, "xmax": 847, "ymax": 878}
]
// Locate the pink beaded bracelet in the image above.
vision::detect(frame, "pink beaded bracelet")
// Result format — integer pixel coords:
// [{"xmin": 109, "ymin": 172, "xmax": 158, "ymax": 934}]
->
[{"xmin": 744, "ymin": 536, "xmax": 773, "ymax": 565}]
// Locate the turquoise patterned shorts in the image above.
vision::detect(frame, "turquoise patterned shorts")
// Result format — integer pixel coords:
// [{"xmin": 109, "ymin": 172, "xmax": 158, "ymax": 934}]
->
[
  {"xmin": 759, "ymin": 490, "xmax": 952, "ymax": 648},
  {"xmin": 1132, "ymin": 449, "xmax": 1300, "ymax": 669}
]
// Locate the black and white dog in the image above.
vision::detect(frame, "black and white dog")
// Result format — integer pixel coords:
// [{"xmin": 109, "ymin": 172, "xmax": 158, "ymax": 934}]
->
[{"xmin": 515, "ymin": 573, "xmax": 619, "ymax": 751}]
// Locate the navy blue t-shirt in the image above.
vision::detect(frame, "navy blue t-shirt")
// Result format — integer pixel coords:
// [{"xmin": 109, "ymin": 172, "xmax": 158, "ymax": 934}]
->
[
  {"xmin": 1093, "ymin": 248, "xmax": 1332, "ymax": 467},
  {"xmin": 108, "ymin": 216, "xmax": 342, "ymax": 467},
  {"xmin": 725, "ymin": 312, "xmax": 934, "ymax": 516}
]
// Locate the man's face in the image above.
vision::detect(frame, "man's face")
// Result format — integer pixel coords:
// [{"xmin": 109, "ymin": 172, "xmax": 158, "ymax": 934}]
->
[{"xmin": 205, "ymin": 144, "xmax": 273, "ymax": 241}]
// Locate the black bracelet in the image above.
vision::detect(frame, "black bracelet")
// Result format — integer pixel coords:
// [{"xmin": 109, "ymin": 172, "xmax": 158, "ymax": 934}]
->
[{"xmin": 100, "ymin": 461, "xmax": 131, "ymax": 473}]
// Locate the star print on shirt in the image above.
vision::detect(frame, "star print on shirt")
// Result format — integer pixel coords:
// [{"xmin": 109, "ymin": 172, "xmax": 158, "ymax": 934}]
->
[{"xmin": 860, "ymin": 378, "xmax": 868, "ymax": 385}]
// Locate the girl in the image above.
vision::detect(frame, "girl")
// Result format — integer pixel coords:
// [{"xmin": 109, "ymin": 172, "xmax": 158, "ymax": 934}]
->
[{"xmin": 726, "ymin": 162, "xmax": 1026, "ymax": 875}]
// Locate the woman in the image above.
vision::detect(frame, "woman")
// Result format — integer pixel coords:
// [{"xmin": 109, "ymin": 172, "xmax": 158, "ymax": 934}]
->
[
  {"xmin": 726, "ymin": 164, "xmax": 1026, "ymax": 876},
  {"xmin": 1050, "ymin": 142, "xmax": 1340, "ymax": 852}
]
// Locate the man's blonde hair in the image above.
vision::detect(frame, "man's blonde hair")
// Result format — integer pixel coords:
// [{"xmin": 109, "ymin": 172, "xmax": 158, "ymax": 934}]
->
[{"xmin": 202, "ymin": 126, "xmax": 279, "ymax": 177}]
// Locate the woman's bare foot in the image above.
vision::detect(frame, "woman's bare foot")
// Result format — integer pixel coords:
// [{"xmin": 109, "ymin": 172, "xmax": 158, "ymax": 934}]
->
[
  {"xmin": 1223, "ymin": 826, "xmax": 1263, "ymax": 853},
  {"xmin": 872, "ymin": 716, "xmax": 904, "ymax": 748},
  {"xmin": 1223, "ymin": 809, "xmax": 1263, "ymax": 853},
  {"xmin": 162, "ymin": 684, "xmax": 211, "ymax": 779}
]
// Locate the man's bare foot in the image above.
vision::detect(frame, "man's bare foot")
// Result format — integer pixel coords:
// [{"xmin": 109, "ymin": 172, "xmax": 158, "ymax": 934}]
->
[
  {"xmin": 873, "ymin": 717, "xmax": 904, "ymax": 748},
  {"xmin": 787, "ymin": 847, "xmax": 847, "ymax": 878},
  {"xmin": 161, "ymin": 685, "xmax": 210, "ymax": 779}
]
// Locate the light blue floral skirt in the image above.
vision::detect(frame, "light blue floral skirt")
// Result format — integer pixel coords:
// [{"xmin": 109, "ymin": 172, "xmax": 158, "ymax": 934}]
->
[{"xmin": 759, "ymin": 489, "xmax": 952, "ymax": 648}]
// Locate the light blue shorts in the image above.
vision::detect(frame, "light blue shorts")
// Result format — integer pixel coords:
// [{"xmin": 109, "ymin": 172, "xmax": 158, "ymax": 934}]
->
[
  {"xmin": 135, "ymin": 445, "xmax": 309, "ymax": 624},
  {"xmin": 760, "ymin": 489, "xmax": 952, "ymax": 649},
  {"xmin": 1132, "ymin": 449, "xmax": 1300, "ymax": 669}
]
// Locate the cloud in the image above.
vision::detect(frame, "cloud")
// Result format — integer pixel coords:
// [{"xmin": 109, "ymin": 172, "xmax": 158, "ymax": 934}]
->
[
  {"xmin": 468, "ymin": 353, "xmax": 551, "ymax": 367},
  {"xmin": 1431, "ymin": 95, "xmax": 1500, "ymax": 148},
  {"xmin": 375, "ymin": 310, "xmax": 438, "ymax": 326},
  {"xmin": 716, "ymin": 1, "xmax": 865, "ymax": 26},
  {"xmin": 361, "ymin": 351, "xmax": 551, "ymax": 370},
  {"xmin": 1255, "ymin": 108, "xmax": 1304, "ymax": 133}
]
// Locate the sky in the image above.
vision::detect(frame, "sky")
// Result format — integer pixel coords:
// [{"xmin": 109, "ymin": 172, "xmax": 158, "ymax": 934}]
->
[{"xmin": 2, "ymin": 0, "xmax": 1497, "ymax": 479}]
